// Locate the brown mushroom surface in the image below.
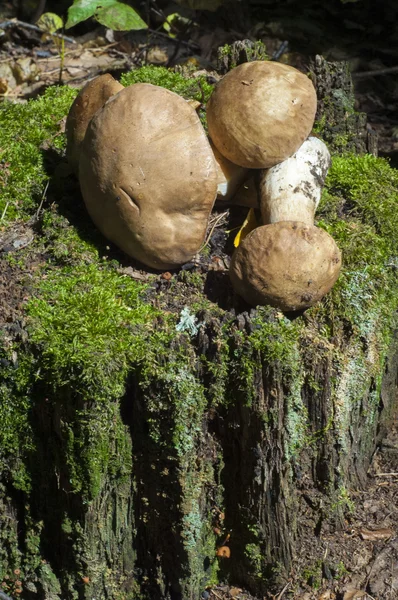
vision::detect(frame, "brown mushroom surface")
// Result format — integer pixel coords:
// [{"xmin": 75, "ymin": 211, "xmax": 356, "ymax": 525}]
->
[
  {"xmin": 66, "ymin": 74, "xmax": 123, "ymax": 174},
  {"xmin": 79, "ymin": 83, "xmax": 218, "ymax": 270},
  {"xmin": 207, "ymin": 61, "xmax": 317, "ymax": 169},
  {"xmin": 230, "ymin": 222, "xmax": 341, "ymax": 311}
]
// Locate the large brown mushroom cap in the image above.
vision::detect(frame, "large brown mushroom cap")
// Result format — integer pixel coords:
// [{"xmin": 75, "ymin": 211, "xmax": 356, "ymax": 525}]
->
[
  {"xmin": 207, "ymin": 61, "xmax": 317, "ymax": 169},
  {"xmin": 66, "ymin": 74, "xmax": 123, "ymax": 173},
  {"xmin": 230, "ymin": 222, "xmax": 342, "ymax": 311},
  {"xmin": 79, "ymin": 83, "xmax": 218, "ymax": 270}
]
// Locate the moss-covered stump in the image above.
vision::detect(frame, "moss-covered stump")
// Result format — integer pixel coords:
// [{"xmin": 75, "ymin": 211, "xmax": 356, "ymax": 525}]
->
[{"xmin": 0, "ymin": 60, "xmax": 398, "ymax": 600}]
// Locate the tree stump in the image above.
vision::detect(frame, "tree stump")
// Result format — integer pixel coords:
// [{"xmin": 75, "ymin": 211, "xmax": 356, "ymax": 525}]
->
[{"xmin": 0, "ymin": 55, "xmax": 397, "ymax": 600}]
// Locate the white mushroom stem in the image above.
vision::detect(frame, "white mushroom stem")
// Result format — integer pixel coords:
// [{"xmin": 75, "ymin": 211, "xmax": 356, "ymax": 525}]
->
[
  {"xmin": 259, "ymin": 136, "xmax": 331, "ymax": 225},
  {"xmin": 210, "ymin": 140, "xmax": 250, "ymax": 202}
]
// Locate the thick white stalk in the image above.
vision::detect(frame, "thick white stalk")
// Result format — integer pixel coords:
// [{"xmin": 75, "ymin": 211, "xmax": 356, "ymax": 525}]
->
[{"xmin": 259, "ymin": 136, "xmax": 331, "ymax": 225}]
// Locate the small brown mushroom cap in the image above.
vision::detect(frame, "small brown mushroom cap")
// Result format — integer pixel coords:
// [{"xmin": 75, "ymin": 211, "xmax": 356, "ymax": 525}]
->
[
  {"xmin": 207, "ymin": 61, "xmax": 317, "ymax": 169},
  {"xmin": 66, "ymin": 74, "xmax": 123, "ymax": 173},
  {"xmin": 79, "ymin": 83, "xmax": 218, "ymax": 270},
  {"xmin": 230, "ymin": 222, "xmax": 341, "ymax": 311}
]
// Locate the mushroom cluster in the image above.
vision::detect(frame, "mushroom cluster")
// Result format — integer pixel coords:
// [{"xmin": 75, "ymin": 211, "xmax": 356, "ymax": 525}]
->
[{"xmin": 66, "ymin": 61, "xmax": 342, "ymax": 311}]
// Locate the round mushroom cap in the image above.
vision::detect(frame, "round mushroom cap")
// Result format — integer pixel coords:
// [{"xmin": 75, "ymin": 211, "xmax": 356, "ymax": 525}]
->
[
  {"xmin": 79, "ymin": 83, "xmax": 218, "ymax": 270},
  {"xmin": 207, "ymin": 61, "xmax": 317, "ymax": 169},
  {"xmin": 230, "ymin": 222, "xmax": 341, "ymax": 311},
  {"xmin": 66, "ymin": 74, "xmax": 123, "ymax": 173}
]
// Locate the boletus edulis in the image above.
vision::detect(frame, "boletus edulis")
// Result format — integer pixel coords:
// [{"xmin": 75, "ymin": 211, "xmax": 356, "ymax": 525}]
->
[
  {"xmin": 206, "ymin": 61, "xmax": 317, "ymax": 168},
  {"xmin": 229, "ymin": 222, "xmax": 342, "ymax": 311},
  {"xmin": 79, "ymin": 82, "xmax": 218, "ymax": 270},
  {"xmin": 66, "ymin": 74, "xmax": 123, "ymax": 174}
]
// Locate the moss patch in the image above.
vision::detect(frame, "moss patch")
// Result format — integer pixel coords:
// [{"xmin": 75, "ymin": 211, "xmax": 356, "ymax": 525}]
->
[
  {"xmin": 0, "ymin": 86, "xmax": 77, "ymax": 224},
  {"xmin": 120, "ymin": 65, "xmax": 213, "ymax": 103}
]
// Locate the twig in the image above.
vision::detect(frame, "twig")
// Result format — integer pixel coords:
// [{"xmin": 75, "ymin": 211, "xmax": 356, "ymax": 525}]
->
[
  {"xmin": 271, "ymin": 40, "xmax": 289, "ymax": 61},
  {"xmin": 35, "ymin": 180, "xmax": 49, "ymax": 219},
  {"xmin": 374, "ymin": 472, "xmax": 398, "ymax": 476},
  {"xmin": 147, "ymin": 28, "xmax": 200, "ymax": 50},
  {"xmin": 0, "ymin": 19, "xmax": 76, "ymax": 44},
  {"xmin": 199, "ymin": 211, "xmax": 229, "ymax": 252},
  {"xmin": 353, "ymin": 66, "xmax": 398, "ymax": 79},
  {"xmin": 276, "ymin": 580, "xmax": 291, "ymax": 600},
  {"xmin": 0, "ymin": 201, "xmax": 9, "ymax": 222}
]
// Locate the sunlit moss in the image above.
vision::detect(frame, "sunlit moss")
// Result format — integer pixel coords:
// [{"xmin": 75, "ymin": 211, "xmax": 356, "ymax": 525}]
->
[{"xmin": 0, "ymin": 86, "xmax": 77, "ymax": 223}]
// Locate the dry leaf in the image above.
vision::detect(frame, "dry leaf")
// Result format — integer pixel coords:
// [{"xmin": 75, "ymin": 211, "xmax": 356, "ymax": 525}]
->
[
  {"xmin": 343, "ymin": 590, "xmax": 367, "ymax": 600},
  {"xmin": 318, "ymin": 592, "xmax": 334, "ymax": 600},
  {"xmin": 359, "ymin": 527, "xmax": 394, "ymax": 541},
  {"xmin": 233, "ymin": 208, "xmax": 258, "ymax": 247},
  {"xmin": 229, "ymin": 587, "xmax": 242, "ymax": 598}
]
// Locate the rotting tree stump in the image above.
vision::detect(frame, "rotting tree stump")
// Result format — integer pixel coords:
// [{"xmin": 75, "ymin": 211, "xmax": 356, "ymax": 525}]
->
[{"xmin": 0, "ymin": 52, "xmax": 397, "ymax": 600}]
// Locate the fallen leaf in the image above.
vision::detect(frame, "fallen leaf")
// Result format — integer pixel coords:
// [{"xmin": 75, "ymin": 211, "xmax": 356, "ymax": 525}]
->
[
  {"xmin": 229, "ymin": 587, "xmax": 242, "ymax": 598},
  {"xmin": 343, "ymin": 590, "xmax": 367, "ymax": 600},
  {"xmin": 233, "ymin": 208, "xmax": 258, "ymax": 247},
  {"xmin": 318, "ymin": 591, "xmax": 334, "ymax": 600},
  {"xmin": 359, "ymin": 527, "xmax": 394, "ymax": 541}
]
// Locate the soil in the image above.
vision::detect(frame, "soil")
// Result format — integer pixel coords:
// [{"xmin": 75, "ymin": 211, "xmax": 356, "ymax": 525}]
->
[{"xmin": 1, "ymin": 2, "xmax": 398, "ymax": 599}]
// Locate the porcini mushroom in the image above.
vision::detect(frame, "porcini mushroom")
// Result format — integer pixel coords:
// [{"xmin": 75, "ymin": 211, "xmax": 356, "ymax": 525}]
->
[
  {"xmin": 259, "ymin": 137, "xmax": 331, "ymax": 225},
  {"xmin": 206, "ymin": 61, "xmax": 317, "ymax": 169},
  {"xmin": 211, "ymin": 140, "xmax": 250, "ymax": 203},
  {"xmin": 66, "ymin": 74, "xmax": 123, "ymax": 174},
  {"xmin": 79, "ymin": 83, "xmax": 218, "ymax": 270},
  {"xmin": 229, "ymin": 222, "xmax": 341, "ymax": 311}
]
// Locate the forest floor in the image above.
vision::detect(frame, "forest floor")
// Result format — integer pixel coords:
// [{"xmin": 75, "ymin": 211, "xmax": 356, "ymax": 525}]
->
[{"xmin": 1, "ymin": 1, "xmax": 398, "ymax": 599}]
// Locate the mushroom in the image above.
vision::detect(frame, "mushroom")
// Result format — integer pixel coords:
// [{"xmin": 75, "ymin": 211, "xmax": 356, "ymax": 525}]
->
[
  {"xmin": 79, "ymin": 83, "xmax": 218, "ymax": 270},
  {"xmin": 66, "ymin": 74, "xmax": 123, "ymax": 174},
  {"xmin": 210, "ymin": 140, "xmax": 250, "ymax": 203},
  {"xmin": 206, "ymin": 61, "xmax": 317, "ymax": 168},
  {"xmin": 259, "ymin": 137, "xmax": 331, "ymax": 225},
  {"xmin": 231, "ymin": 176, "xmax": 259, "ymax": 208},
  {"xmin": 229, "ymin": 222, "xmax": 342, "ymax": 311}
]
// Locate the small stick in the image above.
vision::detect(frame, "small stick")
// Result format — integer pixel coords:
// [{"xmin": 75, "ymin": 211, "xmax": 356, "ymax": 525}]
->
[
  {"xmin": 0, "ymin": 201, "xmax": 9, "ymax": 222},
  {"xmin": 35, "ymin": 180, "xmax": 49, "ymax": 219},
  {"xmin": 0, "ymin": 19, "xmax": 76, "ymax": 44},
  {"xmin": 276, "ymin": 580, "xmax": 291, "ymax": 600},
  {"xmin": 374, "ymin": 472, "xmax": 398, "ymax": 476},
  {"xmin": 353, "ymin": 66, "xmax": 398, "ymax": 79},
  {"xmin": 199, "ymin": 211, "xmax": 228, "ymax": 252},
  {"xmin": 271, "ymin": 40, "xmax": 289, "ymax": 61},
  {"xmin": 147, "ymin": 28, "xmax": 200, "ymax": 50}
]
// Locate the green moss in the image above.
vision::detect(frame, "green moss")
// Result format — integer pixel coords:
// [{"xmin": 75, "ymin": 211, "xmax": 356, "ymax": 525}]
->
[
  {"xmin": 0, "ymin": 86, "xmax": 77, "ymax": 223},
  {"xmin": 120, "ymin": 65, "xmax": 213, "ymax": 103},
  {"xmin": 315, "ymin": 153, "xmax": 398, "ymax": 338},
  {"xmin": 27, "ymin": 263, "xmax": 166, "ymax": 400},
  {"xmin": 244, "ymin": 543, "xmax": 264, "ymax": 579},
  {"xmin": 0, "ymin": 348, "xmax": 35, "ymax": 491},
  {"xmin": 302, "ymin": 560, "xmax": 323, "ymax": 589},
  {"xmin": 40, "ymin": 208, "xmax": 100, "ymax": 266}
]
